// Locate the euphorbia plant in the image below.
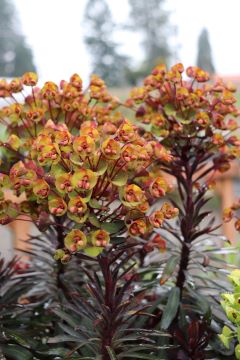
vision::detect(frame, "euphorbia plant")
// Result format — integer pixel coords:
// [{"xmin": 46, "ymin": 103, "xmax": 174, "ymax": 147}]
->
[
  {"xmin": 127, "ymin": 63, "xmax": 240, "ymax": 341},
  {"xmin": 0, "ymin": 72, "xmax": 177, "ymax": 357},
  {"xmin": 0, "ymin": 64, "xmax": 239, "ymax": 358},
  {"xmin": 0, "ymin": 72, "xmax": 176, "ymax": 256}
]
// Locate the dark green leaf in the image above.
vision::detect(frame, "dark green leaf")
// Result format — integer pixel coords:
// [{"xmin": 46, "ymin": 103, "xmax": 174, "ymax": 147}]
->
[
  {"xmin": 4, "ymin": 330, "xmax": 29, "ymax": 347},
  {"xmin": 188, "ymin": 287, "xmax": 212, "ymax": 323},
  {"xmin": 101, "ymin": 220, "xmax": 125, "ymax": 234},
  {"xmin": 119, "ymin": 354, "xmax": 160, "ymax": 359},
  {"xmin": 1, "ymin": 345, "xmax": 32, "ymax": 360},
  {"xmin": 48, "ymin": 335, "xmax": 80, "ymax": 343},
  {"xmin": 159, "ymin": 255, "xmax": 178, "ymax": 285},
  {"xmin": 106, "ymin": 346, "xmax": 118, "ymax": 360},
  {"xmin": 88, "ymin": 213, "xmax": 101, "ymax": 227},
  {"xmin": 89, "ymin": 199, "xmax": 102, "ymax": 209},
  {"xmin": 51, "ymin": 308, "xmax": 79, "ymax": 328},
  {"xmin": 160, "ymin": 287, "xmax": 180, "ymax": 330}
]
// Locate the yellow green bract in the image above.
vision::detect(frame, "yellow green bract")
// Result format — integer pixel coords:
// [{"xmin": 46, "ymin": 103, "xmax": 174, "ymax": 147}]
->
[{"xmin": 219, "ymin": 270, "xmax": 240, "ymax": 358}]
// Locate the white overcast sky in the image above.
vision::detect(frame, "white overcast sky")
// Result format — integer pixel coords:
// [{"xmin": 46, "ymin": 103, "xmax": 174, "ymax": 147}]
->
[{"xmin": 13, "ymin": 0, "xmax": 240, "ymax": 84}]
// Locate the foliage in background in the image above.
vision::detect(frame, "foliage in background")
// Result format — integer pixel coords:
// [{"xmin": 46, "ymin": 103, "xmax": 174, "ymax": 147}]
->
[
  {"xmin": 196, "ymin": 28, "xmax": 215, "ymax": 75},
  {"xmin": 126, "ymin": 0, "xmax": 173, "ymax": 84},
  {"xmin": 219, "ymin": 269, "xmax": 240, "ymax": 359},
  {"xmin": 84, "ymin": 0, "xmax": 129, "ymax": 87},
  {"xmin": 219, "ymin": 205, "xmax": 240, "ymax": 358},
  {"xmin": 0, "ymin": 0, "xmax": 36, "ymax": 77},
  {"xmin": 0, "ymin": 256, "xmax": 43, "ymax": 359},
  {"xmin": 83, "ymin": 0, "xmax": 174, "ymax": 87}
]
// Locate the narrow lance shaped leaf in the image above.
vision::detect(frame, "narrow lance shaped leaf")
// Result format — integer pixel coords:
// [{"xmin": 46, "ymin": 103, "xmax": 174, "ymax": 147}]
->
[
  {"xmin": 159, "ymin": 255, "xmax": 179, "ymax": 285},
  {"xmin": 160, "ymin": 287, "xmax": 180, "ymax": 330},
  {"xmin": 1, "ymin": 345, "xmax": 32, "ymax": 360},
  {"xmin": 106, "ymin": 346, "xmax": 118, "ymax": 360},
  {"xmin": 187, "ymin": 285, "xmax": 212, "ymax": 323},
  {"xmin": 101, "ymin": 220, "xmax": 125, "ymax": 234}
]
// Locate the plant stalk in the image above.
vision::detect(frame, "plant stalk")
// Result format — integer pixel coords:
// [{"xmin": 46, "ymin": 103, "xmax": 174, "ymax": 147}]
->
[{"xmin": 175, "ymin": 155, "xmax": 194, "ymax": 298}]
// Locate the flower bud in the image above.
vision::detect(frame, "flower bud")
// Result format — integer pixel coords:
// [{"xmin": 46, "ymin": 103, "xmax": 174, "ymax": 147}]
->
[
  {"xmin": 71, "ymin": 169, "xmax": 97, "ymax": 191},
  {"xmin": 150, "ymin": 177, "xmax": 168, "ymax": 198},
  {"xmin": 22, "ymin": 72, "xmax": 38, "ymax": 86},
  {"xmin": 128, "ymin": 219, "xmax": 147, "ymax": 236},
  {"xmin": 33, "ymin": 179, "xmax": 50, "ymax": 199},
  {"xmin": 149, "ymin": 211, "xmax": 164, "ymax": 228},
  {"xmin": 73, "ymin": 135, "xmax": 95, "ymax": 157},
  {"xmin": 123, "ymin": 184, "xmax": 145, "ymax": 207},
  {"xmin": 91, "ymin": 229, "xmax": 110, "ymax": 247},
  {"xmin": 152, "ymin": 234, "xmax": 166, "ymax": 252},
  {"xmin": 223, "ymin": 208, "xmax": 233, "ymax": 223},
  {"xmin": 48, "ymin": 197, "xmax": 67, "ymax": 216},
  {"xmin": 67, "ymin": 196, "xmax": 88, "ymax": 223},
  {"xmin": 101, "ymin": 138, "xmax": 121, "ymax": 160},
  {"xmin": 64, "ymin": 229, "xmax": 87, "ymax": 252},
  {"xmin": 161, "ymin": 202, "xmax": 179, "ymax": 219},
  {"xmin": 55, "ymin": 173, "xmax": 73, "ymax": 194},
  {"xmin": 235, "ymin": 219, "xmax": 240, "ymax": 232},
  {"xmin": 41, "ymin": 81, "xmax": 58, "ymax": 100}
]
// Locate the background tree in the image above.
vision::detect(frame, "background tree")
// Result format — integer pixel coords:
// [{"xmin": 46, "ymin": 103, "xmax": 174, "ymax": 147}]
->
[
  {"xmin": 84, "ymin": 0, "xmax": 129, "ymax": 87},
  {"xmin": 126, "ymin": 0, "xmax": 172, "ymax": 84},
  {"xmin": 196, "ymin": 28, "xmax": 215, "ymax": 75},
  {"xmin": 0, "ymin": 0, "xmax": 36, "ymax": 77}
]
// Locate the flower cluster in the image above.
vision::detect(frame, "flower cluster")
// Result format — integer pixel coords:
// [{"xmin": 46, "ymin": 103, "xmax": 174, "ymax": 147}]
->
[
  {"xmin": 0, "ymin": 73, "xmax": 177, "ymax": 260},
  {"xmin": 127, "ymin": 63, "xmax": 240, "ymax": 178}
]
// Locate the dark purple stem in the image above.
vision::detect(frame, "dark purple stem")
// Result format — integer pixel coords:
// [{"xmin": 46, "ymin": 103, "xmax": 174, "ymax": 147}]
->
[
  {"xmin": 175, "ymin": 158, "xmax": 194, "ymax": 296},
  {"xmin": 99, "ymin": 256, "xmax": 115, "ymax": 360},
  {"xmin": 55, "ymin": 217, "xmax": 66, "ymax": 293}
]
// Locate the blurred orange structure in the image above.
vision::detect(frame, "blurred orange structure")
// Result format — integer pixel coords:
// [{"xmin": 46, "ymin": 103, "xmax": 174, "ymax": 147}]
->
[
  {"xmin": 4, "ymin": 190, "xmax": 30, "ymax": 257},
  {"xmin": 216, "ymin": 161, "xmax": 240, "ymax": 243}
]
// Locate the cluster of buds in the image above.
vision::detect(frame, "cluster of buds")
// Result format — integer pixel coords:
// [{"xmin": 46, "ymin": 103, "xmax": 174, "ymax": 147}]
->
[
  {"xmin": 0, "ymin": 72, "xmax": 176, "ymax": 261},
  {"xmin": 143, "ymin": 234, "xmax": 167, "ymax": 253},
  {"xmin": 149, "ymin": 202, "xmax": 179, "ymax": 228},
  {"xmin": 127, "ymin": 63, "xmax": 240, "ymax": 179},
  {"xmin": 124, "ymin": 200, "xmax": 178, "ymax": 239}
]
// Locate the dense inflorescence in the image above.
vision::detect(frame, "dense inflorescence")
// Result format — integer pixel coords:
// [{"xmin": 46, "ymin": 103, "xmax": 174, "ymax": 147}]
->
[
  {"xmin": 0, "ymin": 72, "xmax": 177, "ymax": 260},
  {"xmin": 126, "ymin": 63, "xmax": 240, "ymax": 272},
  {"xmin": 127, "ymin": 63, "xmax": 240, "ymax": 163},
  {"xmin": 126, "ymin": 63, "xmax": 240, "ymax": 337}
]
